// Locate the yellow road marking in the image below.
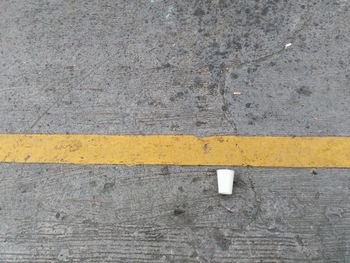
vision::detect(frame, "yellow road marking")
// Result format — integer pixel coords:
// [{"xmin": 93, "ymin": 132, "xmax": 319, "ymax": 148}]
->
[{"xmin": 0, "ymin": 134, "xmax": 349, "ymax": 167}]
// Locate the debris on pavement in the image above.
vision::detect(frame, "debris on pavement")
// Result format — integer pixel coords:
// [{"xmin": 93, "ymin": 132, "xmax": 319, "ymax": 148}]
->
[{"xmin": 285, "ymin": 43, "xmax": 292, "ymax": 49}]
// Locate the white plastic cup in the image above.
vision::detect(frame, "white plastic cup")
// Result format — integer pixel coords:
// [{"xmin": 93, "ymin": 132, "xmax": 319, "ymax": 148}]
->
[{"xmin": 217, "ymin": 169, "xmax": 235, "ymax": 195}]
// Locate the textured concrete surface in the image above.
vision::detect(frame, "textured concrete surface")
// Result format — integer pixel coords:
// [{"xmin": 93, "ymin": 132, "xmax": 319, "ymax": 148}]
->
[{"xmin": 0, "ymin": 0, "xmax": 349, "ymax": 262}]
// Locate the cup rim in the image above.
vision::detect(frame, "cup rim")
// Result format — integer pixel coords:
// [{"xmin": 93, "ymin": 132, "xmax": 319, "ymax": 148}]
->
[{"xmin": 216, "ymin": 169, "xmax": 234, "ymax": 173}]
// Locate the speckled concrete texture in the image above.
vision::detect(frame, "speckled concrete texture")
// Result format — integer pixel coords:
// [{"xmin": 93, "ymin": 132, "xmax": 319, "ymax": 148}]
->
[{"xmin": 0, "ymin": 0, "xmax": 349, "ymax": 262}]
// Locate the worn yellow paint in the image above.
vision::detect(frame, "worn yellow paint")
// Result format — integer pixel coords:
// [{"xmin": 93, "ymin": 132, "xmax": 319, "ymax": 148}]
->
[{"xmin": 0, "ymin": 134, "xmax": 349, "ymax": 167}]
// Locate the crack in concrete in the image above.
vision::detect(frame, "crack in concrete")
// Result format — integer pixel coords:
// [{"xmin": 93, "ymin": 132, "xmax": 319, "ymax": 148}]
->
[
  {"xmin": 218, "ymin": 13, "xmax": 313, "ymax": 135},
  {"xmin": 219, "ymin": 64, "xmax": 238, "ymax": 134}
]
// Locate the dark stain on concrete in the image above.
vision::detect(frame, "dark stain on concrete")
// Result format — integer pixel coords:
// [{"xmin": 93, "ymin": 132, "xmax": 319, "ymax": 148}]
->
[
  {"xmin": 315, "ymin": 192, "xmax": 320, "ymax": 200},
  {"xmin": 213, "ymin": 229, "xmax": 231, "ymax": 251},
  {"xmin": 193, "ymin": 8, "xmax": 205, "ymax": 17},
  {"xmin": 103, "ymin": 182, "xmax": 115, "ymax": 193},
  {"xmin": 196, "ymin": 120, "xmax": 207, "ymax": 126},
  {"xmin": 170, "ymin": 91, "xmax": 185, "ymax": 102},
  {"xmin": 296, "ymin": 86, "xmax": 312, "ymax": 96},
  {"xmin": 295, "ymin": 235, "xmax": 304, "ymax": 246},
  {"xmin": 173, "ymin": 208, "xmax": 185, "ymax": 216},
  {"xmin": 261, "ymin": 6, "xmax": 269, "ymax": 16},
  {"xmin": 161, "ymin": 166, "xmax": 170, "ymax": 175},
  {"xmin": 191, "ymin": 177, "xmax": 200, "ymax": 183},
  {"xmin": 231, "ymin": 73, "xmax": 239, "ymax": 79}
]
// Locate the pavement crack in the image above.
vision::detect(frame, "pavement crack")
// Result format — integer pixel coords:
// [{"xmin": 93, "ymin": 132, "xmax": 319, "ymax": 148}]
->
[
  {"xmin": 29, "ymin": 102, "xmax": 57, "ymax": 130},
  {"xmin": 233, "ymin": 47, "xmax": 285, "ymax": 70},
  {"xmin": 219, "ymin": 64, "xmax": 238, "ymax": 134},
  {"xmin": 221, "ymin": 92, "xmax": 238, "ymax": 133},
  {"xmin": 245, "ymin": 176, "xmax": 262, "ymax": 228}
]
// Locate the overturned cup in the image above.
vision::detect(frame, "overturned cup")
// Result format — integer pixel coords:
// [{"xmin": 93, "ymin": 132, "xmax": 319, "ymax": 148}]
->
[{"xmin": 217, "ymin": 169, "xmax": 235, "ymax": 195}]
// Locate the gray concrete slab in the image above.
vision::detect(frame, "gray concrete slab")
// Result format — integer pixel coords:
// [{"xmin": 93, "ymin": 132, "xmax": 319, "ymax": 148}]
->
[
  {"xmin": 0, "ymin": 165, "xmax": 349, "ymax": 262},
  {"xmin": 0, "ymin": 0, "xmax": 349, "ymax": 262}
]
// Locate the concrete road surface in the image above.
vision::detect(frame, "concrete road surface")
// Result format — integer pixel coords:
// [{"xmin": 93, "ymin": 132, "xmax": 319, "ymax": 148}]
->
[{"xmin": 0, "ymin": 0, "xmax": 349, "ymax": 262}]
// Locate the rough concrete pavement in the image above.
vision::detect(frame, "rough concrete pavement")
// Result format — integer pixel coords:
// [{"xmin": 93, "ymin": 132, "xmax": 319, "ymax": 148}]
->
[{"xmin": 0, "ymin": 0, "xmax": 349, "ymax": 262}]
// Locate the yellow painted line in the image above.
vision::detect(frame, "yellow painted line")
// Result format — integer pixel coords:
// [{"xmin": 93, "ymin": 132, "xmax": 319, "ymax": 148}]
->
[{"xmin": 0, "ymin": 134, "xmax": 349, "ymax": 167}]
